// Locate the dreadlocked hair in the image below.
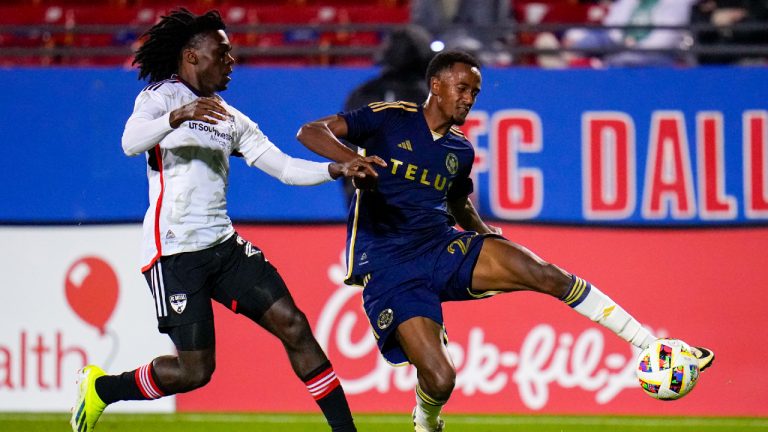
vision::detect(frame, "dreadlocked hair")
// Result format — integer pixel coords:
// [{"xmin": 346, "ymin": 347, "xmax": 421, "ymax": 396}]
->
[{"xmin": 133, "ymin": 8, "xmax": 226, "ymax": 83}]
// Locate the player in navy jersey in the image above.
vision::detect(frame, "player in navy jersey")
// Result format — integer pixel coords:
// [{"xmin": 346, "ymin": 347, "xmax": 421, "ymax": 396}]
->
[
  {"xmin": 298, "ymin": 50, "xmax": 715, "ymax": 432},
  {"xmin": 69, "ymin": 9, "xmax": 381, "ymax": 432}
]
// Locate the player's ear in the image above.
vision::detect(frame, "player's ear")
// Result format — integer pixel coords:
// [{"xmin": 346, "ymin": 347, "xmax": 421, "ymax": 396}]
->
[
  {"xmin": 429, "ymin": 75, "xmax": 440, "ymax": 95},
  {"xmin": 182, "ymin": 47, "xmax": 198, "ymax": 65}
]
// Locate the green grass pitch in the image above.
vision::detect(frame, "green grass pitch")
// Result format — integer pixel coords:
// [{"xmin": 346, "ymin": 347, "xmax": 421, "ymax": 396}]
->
[{"xmin": 1, "ymin": 412, "xmax": 766, "ymax": 431}]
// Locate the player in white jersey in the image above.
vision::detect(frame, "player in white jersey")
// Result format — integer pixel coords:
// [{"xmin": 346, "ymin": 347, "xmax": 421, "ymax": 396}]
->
[{"xmin": 70, "ymin": 9, "xmax": 383, "ymax": 432}]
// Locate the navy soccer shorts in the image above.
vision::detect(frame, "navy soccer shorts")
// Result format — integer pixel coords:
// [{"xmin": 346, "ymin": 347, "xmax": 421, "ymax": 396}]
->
[
  {"xmin": 360, "ymin": 230, "xmax": 503, "ymax": 365},
  {"xmin": 142, "ymin": 233, "xmax": 289, "ymax": 350}
]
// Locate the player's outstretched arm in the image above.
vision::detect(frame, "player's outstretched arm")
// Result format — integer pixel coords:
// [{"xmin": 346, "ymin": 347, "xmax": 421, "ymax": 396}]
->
[
  {"xmin": 448, "ymin": 195, "xmax": 502, "ymax": 235},
  {"xmin": 297, "ymin": 115, "xmax": 386, "ymax": 182},
  {"xmin": 297, "ymin": 115, "xmax": 355, "ymax": 161},
  {"xmin": 251, "ymin": 145, "xmax": 336, "ymax": 186}
]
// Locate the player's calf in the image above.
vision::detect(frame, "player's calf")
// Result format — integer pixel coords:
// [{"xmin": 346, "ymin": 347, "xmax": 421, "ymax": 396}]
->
[
  {"xmin": 560, "ymin": 275, "xmax": 656, "ymax": 349},
  {"xmin": 92, "ymin": 361, "xmax": 169, "ymax": 404},
  {"xmin": 301, "ymin": 361, "xmax": 357, "ymax": 431}
]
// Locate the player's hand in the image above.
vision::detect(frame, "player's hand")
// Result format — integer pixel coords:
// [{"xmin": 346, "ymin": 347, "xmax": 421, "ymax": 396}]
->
[
  {"xmin": 169, "ymin": 97, "xmax": 229, "ymax": 128},
  {"xmin": 330, "ymin": 156, "xmax": 387, "ymax": 189}
]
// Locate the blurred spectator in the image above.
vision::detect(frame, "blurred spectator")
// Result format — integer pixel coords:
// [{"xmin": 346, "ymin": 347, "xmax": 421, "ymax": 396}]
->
[
  {"xmin": 344, "ymin": 25, "xmax": 433, "ymax": 111},
  {"xmin": 411, "ymin": 0, "xmax": 514, "ymax": 65},
  {"xmin": 340, "ymin": 25, "xmax": 434, "ymax": 204},
  {"xmin": 691, "ymin": 0, "xmax": 768, "ymax": 65},
  {"xmin": 561, "ymin": 0, "xmax": 698, "ymax": 67}
]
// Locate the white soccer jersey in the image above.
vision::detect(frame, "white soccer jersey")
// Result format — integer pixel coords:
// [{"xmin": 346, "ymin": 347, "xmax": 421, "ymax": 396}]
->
[{"xmin": 122, "ymin": 78, "xmax": 331, "ymax": 271}]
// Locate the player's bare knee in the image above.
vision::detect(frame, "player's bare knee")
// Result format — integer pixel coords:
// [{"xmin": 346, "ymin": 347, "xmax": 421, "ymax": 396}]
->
[
  {"xmin": 171, "ymin": 356, "xmax": 216, "ymax": 391},
  {"xmin": 419, "ymin": 365, "xmax": 455, "ymax": 400},
  {"xmin": 279, "ymin": 310, "xmax": 314, "ymax": 348},
  {"xmin": 183, "ymin": 362, "xmax": 215, "ymax": 390}
]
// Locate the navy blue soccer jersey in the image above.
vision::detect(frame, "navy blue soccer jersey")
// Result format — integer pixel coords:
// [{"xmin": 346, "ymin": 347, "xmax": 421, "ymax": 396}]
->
[{"xmin": 340, "ymin": 101, "xmax": 475, "ymax": 282}]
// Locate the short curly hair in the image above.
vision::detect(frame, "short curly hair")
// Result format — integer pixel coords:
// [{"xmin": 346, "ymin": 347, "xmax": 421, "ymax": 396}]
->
[{"xmin": 425, "ymin": 50, "xmax": 481, "ymax": 86}]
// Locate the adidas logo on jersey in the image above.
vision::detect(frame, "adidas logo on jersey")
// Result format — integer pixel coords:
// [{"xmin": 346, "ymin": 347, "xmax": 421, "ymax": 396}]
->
[
  {"xmin": 397, "ymin": 140, "xmax": 413, "ymax": 151},
  {"xmin": 166, "ymin": 229, "xmax": 176, "ymax": 239}
]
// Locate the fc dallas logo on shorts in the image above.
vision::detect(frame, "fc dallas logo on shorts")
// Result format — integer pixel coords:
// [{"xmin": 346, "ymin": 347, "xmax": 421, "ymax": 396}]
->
[{"xmin": 169, "ymin": 294, "xmax": 187, "ymax": 314}]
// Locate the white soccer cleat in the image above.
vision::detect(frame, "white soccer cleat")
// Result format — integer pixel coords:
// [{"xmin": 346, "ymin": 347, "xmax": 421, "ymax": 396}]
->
[{"xmin": 412, "ymin": 407, "xmax": 444, "ymax": 432}]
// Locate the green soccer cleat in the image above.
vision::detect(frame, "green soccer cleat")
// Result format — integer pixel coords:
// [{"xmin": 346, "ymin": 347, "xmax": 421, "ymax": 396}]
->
[
  {"xmin": 690, "ymin": 346, "xmax": 715, "ymax": 371},
  {"xmin": 412, "ymin": 407, "xmax": 444, "ymax": 432},
  {"xmin": 70, "ymin": 365, "xmax": 107, "ymax": 432}
]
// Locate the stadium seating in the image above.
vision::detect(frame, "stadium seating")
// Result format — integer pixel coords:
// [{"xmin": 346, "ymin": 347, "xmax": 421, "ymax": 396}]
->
[
  {"xmin": 0, "ymin": 0, "xmax": 603, "ymax": 67},
  {"xmin": 0, "ymin": 0, "xmax": 408, "ymax": 66}
]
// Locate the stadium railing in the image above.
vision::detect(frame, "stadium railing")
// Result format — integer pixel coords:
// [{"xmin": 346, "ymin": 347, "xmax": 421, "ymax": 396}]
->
[{"xmin": 0, "ymin": 5, "xmax": 766, "ymax": 66}]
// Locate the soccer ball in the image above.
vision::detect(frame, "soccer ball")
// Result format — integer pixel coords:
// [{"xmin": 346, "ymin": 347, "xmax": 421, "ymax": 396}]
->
[{"xmin": 636, "ymin": 338, "xmax": 700, "ymax": 400}]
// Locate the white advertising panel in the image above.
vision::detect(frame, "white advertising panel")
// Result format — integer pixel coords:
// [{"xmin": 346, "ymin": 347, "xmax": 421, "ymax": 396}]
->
[{"xmin": 0, "ymin": 225, "xmax": 174, "ymax": 412}]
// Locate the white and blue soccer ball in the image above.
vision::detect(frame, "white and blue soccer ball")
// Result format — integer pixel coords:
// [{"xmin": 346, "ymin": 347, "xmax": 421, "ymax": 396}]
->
[{"xmin": 635, "ymin": 338, "xmax": 700, "ymax": 400}]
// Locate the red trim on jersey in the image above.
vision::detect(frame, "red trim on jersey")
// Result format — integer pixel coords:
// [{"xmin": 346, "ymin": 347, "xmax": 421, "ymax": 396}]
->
[
  {"xmin": 145, "ymin": 144, "xmax": 165, "ymax": 272},
  {"xmin": 140, "ymin": 259, "xmax": 156, "ymax": 273},
  {"xmin": 231, "ymin": 300, "xmax": 238, "ymax": 312}
]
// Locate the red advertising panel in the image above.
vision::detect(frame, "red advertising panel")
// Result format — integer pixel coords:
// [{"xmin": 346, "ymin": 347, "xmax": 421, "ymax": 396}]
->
[{"xmin": 177, "ymin": 224, "xmax": 767, "ymax": 416}]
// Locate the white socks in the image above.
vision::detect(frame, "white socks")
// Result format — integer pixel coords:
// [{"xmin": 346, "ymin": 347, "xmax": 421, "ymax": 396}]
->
[
  {"xmin": 563, "ymin": 276, "xmax": 656, "ymax": 349},
  {"xmin": 414, "ymin": 385, "xmax": 445, "ymax": 429}
]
